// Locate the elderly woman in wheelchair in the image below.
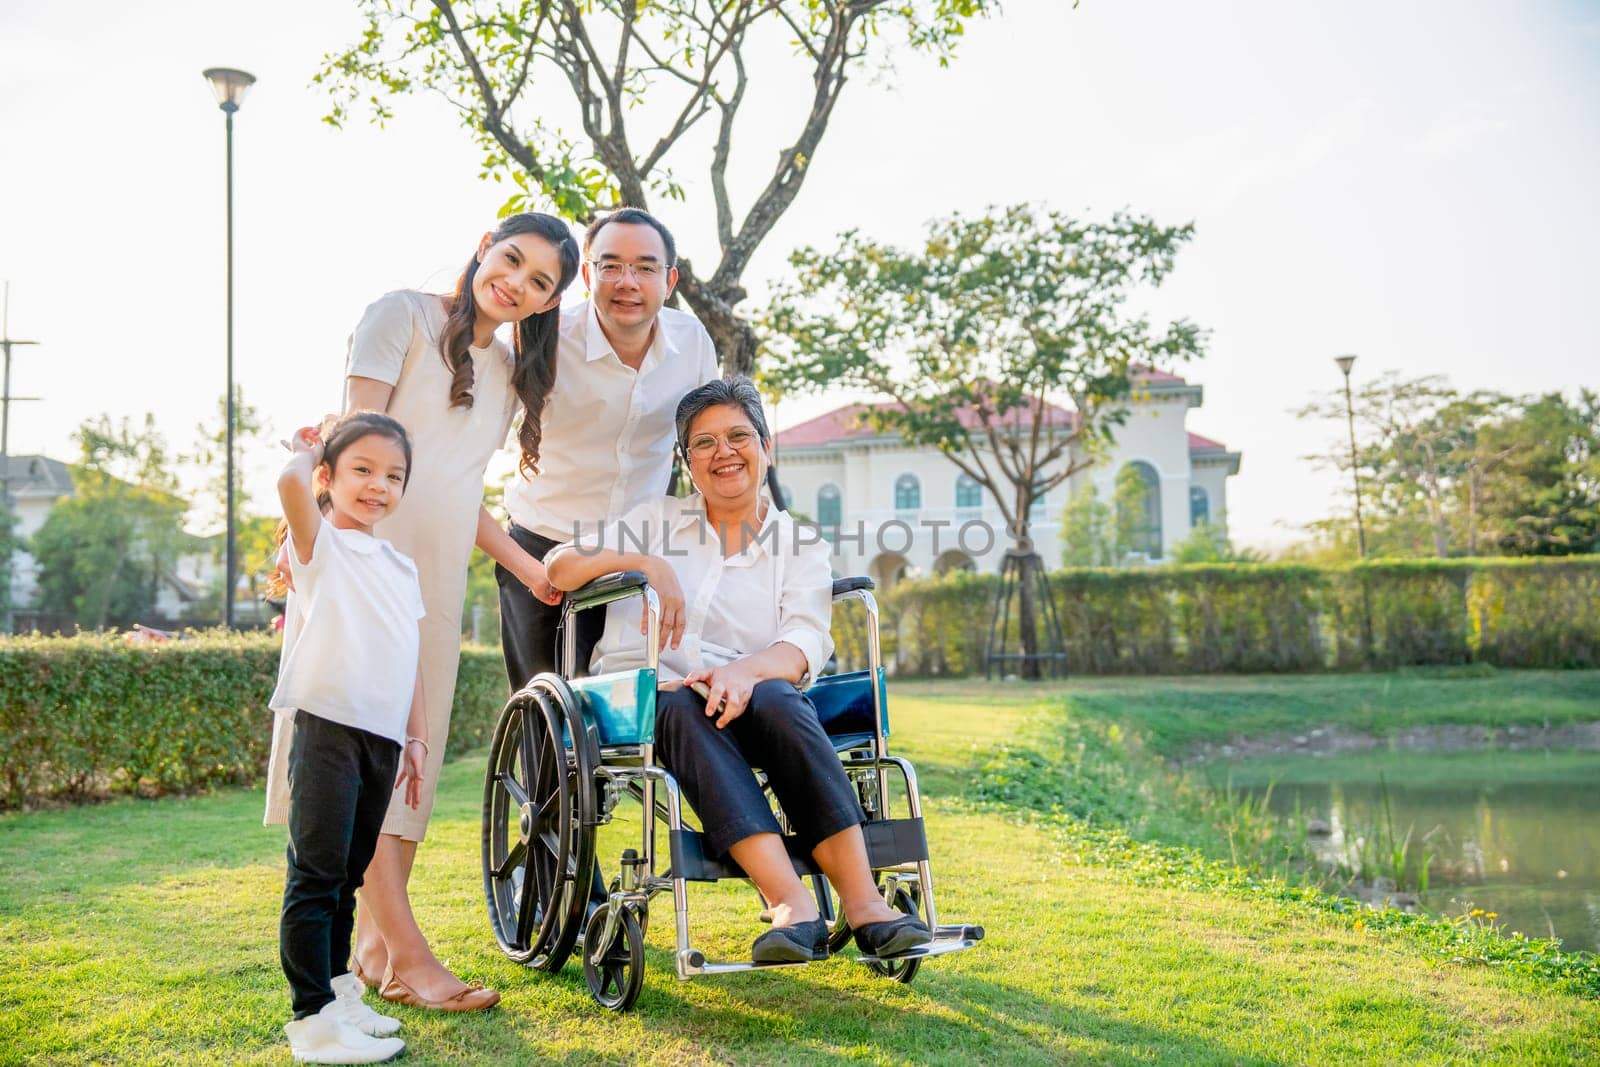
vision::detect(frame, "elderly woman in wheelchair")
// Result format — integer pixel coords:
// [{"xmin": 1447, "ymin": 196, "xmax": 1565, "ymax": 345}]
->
[
  {"xmin": 480, "ymin": 375, "xmax": 979, "ymax": 1010},
  {"xmin": 546, "ymin": 376, "xmax": 932, "ymax": 965}
]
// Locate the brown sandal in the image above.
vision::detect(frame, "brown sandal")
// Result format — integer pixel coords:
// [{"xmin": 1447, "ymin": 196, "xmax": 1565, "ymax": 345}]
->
[
  {"xmin": 378, "ymin": 966, "xmax": 500, "ymax": 1012},
  {"xmin": 350, "ymin": 957, "xmax": 382, "ymax": 990}
]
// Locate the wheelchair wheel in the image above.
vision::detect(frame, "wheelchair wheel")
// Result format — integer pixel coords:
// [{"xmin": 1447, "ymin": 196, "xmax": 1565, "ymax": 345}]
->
[
  {"xmin": 864, "ymin": 887, "xmax": 923, "ymax": 985},
  {"xmin": 582, "ymin": 904, "xmax": 645, "ymax": 1012},
  {"xmin": 481, "ymin": 675, "xmax": 597, "ymax": 972},
  {"xmin": 824, "ymin": 879, "xmax": 924, "ymax": 984}
]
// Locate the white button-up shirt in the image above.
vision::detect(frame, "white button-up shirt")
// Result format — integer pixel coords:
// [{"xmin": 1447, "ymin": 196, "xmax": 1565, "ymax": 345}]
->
[
  {"xmin": 505, "ymin": 301, "xmax": 720, "ymax": 541},
  {"xmin": 562, "ymin": 494, "xmax": 834, "ymax": 684}
]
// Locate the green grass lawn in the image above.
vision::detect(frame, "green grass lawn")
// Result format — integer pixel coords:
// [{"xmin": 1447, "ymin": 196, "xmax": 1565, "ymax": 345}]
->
[{"xmin": 2, "ymin": 673, "xmax": 1597, "ymax": 1064}]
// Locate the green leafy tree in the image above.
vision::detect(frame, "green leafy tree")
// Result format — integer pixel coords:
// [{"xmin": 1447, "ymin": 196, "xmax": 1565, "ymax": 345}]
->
[
  {"xmin": 184, "ymin": 387, "xmax": 271, "ymax": 536},
  {"xmin": 1167, "ymin": 522, "xmax": 1263, "ymax": 564},
  {"xmin": 1059, "ymin": 485, "xmax": 1116, "ymax": 567},
  {"xmin": 31, "ymin": 416, "xmax": 190, "ymax": 629},
  {"xmin": 316, "ymin": 0, "xmax": 999, "ymax": 375},
  {"xmin": 1299, "ymin": 376, "xmax": 1594, "ymax": 558},
  {"xmin": 1300, "ymin": 374, "xmax": 1511, "ymax": 558},
  {"xmin": 1477, "ymin": 391, "xmax": 1599, "ymax": 555},
  {"xmin": 183, "ymin": 388, "xmax": 277, "ymax": 614},
  {"xmin": 763, "ymin": 204, "xmax": 1207, "ymax": 669}
]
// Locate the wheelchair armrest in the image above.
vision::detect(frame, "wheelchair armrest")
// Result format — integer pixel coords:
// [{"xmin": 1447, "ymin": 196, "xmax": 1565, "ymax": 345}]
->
[
  {"xmin": 565, "ymin": 570, "xmax": 650, "ymax": 614},
  {"xmin": 831, "ymin": 576, "xmax": 875, "ymax": 598}
]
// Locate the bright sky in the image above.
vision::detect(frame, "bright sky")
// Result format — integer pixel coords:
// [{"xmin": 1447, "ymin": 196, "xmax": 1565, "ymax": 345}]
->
[{"xmin": 1, "ymin": 0, "xmax": 1595, "ymax": 549}]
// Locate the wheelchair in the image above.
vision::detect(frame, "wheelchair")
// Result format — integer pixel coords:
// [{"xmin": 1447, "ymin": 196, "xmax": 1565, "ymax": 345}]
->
[{"xmin": 479, "ymin": 571, "xmax": 984, "ymax": 1011}]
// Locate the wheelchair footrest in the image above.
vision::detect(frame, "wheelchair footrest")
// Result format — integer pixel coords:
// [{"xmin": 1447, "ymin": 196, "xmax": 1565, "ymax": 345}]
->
[
  {"xmin": 669, "ymin": 817, "xmax": 928, "ymax": 882},
  {"xmin": 854, "ymin": 926, "xmax": 982, "ymax": 965}
]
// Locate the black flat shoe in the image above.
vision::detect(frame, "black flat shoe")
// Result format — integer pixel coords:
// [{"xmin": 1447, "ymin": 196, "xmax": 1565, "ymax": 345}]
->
[
  {"xmin": 752, "ymin": 918, "xmax": 828, "ymax": 963},
  {"xmin": 852, "ymin": 915, "xmax": 932, "ymax": 958}
]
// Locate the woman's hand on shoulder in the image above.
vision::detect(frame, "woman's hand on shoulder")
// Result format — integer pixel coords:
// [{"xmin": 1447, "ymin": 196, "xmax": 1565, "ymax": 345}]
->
[
  {"xmin": 642, "ymin": 557, "xmax": 686, "ymax": 651},
  {"xmin": 683, "ymin": 660, "xmax": 764, "ymax": 730}
]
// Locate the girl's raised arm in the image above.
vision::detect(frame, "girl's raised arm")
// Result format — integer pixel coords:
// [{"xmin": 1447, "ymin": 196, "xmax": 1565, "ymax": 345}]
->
[{"xmin": 278, "ymin": 428, "xmax": 325, "ymax": 564}]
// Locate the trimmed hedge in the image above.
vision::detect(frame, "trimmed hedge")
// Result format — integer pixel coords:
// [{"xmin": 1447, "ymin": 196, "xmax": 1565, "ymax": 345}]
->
[
  {"xmin": 836, "ymin": 557, "xmax": 1600, "ymax": 676},
  {"xmin": 0, "ymin": 632, "xmax": 509, "ymax": 809},
  {"xmin": 5, "ymin": 558, "xmax": 1594, "ymax": 806}
]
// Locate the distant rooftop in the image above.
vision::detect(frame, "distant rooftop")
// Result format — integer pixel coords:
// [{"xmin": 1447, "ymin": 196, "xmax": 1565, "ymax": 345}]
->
[
  {"xmin": 776, "ymin": 399, "xmax": 1077, "ymax": 449},
  {"xmin": 3, "ymin": 455, "xmax": 72, "ymax": 498},
  {"xmin": 776, "ymin": 393, "xmax": 1230, "ymax": 455}
]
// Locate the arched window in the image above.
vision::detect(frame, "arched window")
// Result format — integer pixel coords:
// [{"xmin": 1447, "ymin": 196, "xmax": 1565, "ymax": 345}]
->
[
  {"xmin": 817, "ymin": 484, "xmax": 842, "ymax": 528},
  {"xmin": 1190, "ymin": 486, "xmax": 1210, "ymax": 528},
  {"xmin": 1116, "ymin": 461, "xmax": 1163, "ymax": 558},
  {"xmin": 955, "ymin": 473, "xmax": 982, "ymax": 511},
  {"xmin": 1028, "ymin": 488, "xmax": 1046, "ymax": 524},
  {"xmin": 894, "ymin": 473, "xmax": 921, "ymax": 513}
]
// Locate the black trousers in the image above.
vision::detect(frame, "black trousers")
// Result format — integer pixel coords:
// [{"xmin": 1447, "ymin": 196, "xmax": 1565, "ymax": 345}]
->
[
  {"xmin": 496, "ymin": 523, "xmax": 605, "ymax": 689},
  {"xmin": 655, "ymin": 679, "xmax": 864, "ymax": 859},
  {"xmin": 279, "ymin": 711, "xmax": 399, "ymax": 1019}
]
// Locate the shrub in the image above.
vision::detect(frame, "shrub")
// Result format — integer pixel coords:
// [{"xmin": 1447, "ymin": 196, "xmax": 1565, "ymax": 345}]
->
[
  {"xmin": 0, "ymin": 631, "xmax": 509, "ymax": 809},
  {"xmin": 834, "ymin": 557, "xmax": 1600, "ymax": 676}
]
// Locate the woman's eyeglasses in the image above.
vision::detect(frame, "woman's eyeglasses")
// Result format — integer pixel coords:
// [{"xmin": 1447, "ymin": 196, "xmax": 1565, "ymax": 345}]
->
[{"xmin": 685, "ymin": 427, "xmax": 758, "ymax": 457}]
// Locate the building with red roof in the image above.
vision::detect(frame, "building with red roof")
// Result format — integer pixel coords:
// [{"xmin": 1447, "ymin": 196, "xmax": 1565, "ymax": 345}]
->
[{"xmin": 771, "ymin": 369, "xmax": 1240, "ymax": 586}]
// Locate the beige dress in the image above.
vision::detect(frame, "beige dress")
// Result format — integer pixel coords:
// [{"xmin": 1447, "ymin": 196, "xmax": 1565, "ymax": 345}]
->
[{"xmin": 265, "ymin": 290, "xmax": 517, "ymax": 841}]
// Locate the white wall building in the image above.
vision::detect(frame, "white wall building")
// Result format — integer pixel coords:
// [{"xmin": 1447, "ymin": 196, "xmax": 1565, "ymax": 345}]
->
[
  {"xmin": 772, "ymin": 370, "xmax": 1241, "ymax": 587},
  {"xmin": 6, "ymin": 454, "xmax": 74, "ymax": 612},
  {"xmin": 5, "ymin": 454, "xmax": 216, "ymax": 628}
]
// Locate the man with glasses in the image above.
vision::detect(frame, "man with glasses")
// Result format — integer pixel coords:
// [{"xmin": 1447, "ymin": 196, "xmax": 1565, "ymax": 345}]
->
[{"xmin": 498, "ymin": 207, "xmax": 720, "ymax": 688}]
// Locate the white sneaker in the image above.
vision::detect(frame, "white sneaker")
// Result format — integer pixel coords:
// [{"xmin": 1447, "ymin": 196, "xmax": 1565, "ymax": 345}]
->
[
  {"xmin": 330, "ymin": 972, "xmax": 402, "ymax": 1036},
  {"xmin": 284, "ymin": 1002, "xmax": 404, "ymax": 1064}
]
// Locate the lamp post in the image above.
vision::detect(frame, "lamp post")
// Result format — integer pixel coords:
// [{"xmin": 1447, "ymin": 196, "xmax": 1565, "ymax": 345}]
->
[
  {"xmin": 1334, "ymin": 353, "xmax": 1367, "ymax": 559},
  {"xmin": 202, "ymin": 67, "xmax": 255, "ymax": 627}
]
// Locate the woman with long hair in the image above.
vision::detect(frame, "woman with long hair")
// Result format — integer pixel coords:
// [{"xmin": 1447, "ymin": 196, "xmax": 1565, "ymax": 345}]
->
[{"xmin": 265, "ymin": 212, "xmax": 580, "ymax": 1011}]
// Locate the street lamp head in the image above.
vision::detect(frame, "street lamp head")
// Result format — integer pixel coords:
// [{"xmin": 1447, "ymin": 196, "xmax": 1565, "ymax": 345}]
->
[
  {"xmin": 202, "ymin": 68, "xmax": 256, "ymax": 113},
  {"xmin": 1334, "ymin": 353, "xmax": 1357, "ymax": 377}
]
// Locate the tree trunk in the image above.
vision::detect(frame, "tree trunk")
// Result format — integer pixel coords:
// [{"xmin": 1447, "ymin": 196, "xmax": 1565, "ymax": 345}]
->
[
  {"xmin": 1467, "ymin": 466, "xmax": 1481, "ymax": 557},
  {"xmin": 1014, "ymin": 539, "xmax": 1041, "ymax": 681},
  {"xmin": 676, "ymin": 268, "xmax": 757, "ymax": 377}
]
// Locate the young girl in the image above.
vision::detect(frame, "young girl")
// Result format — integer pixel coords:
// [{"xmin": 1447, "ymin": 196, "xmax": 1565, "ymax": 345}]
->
[
  {"xmin": 272, "ymin": 411, "xmax": 427, "ymax": 1064},
  {"xmin": 265, "ymin": 212, "xmax": 579, "ymax": 1010}
]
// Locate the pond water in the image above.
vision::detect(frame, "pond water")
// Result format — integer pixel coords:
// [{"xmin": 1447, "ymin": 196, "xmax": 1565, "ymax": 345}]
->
[{"xmin": 1209, "ymin": 748, "xmax": 1600, "ymax": 955}]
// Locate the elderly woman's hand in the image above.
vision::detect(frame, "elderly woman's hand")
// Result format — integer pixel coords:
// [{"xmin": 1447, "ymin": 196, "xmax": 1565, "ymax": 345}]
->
[
  {"xmin": 642, "ymin": 557, "xmax": 687, "ymax": 652},
  {"xmin": 683, "ymin": 658, "xmax": 766, "ymax": 729}
]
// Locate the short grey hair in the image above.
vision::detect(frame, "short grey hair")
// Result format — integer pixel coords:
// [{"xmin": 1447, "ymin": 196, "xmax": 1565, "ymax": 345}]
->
[{"xmin": 675, "ymin": 376, "xmax": 771, "ymax": 453}]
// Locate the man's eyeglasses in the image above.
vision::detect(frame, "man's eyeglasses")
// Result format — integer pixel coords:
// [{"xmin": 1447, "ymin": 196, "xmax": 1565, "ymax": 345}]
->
[
  {"xmin": 685, "ymin": 427, "xmax": 758, "ymax": 457},
  {"xmin": 588, "ymin": 259, "xmax": 666, "ymax": 282}
]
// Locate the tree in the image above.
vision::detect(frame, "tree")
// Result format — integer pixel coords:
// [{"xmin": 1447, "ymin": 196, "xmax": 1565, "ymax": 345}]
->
[
  {"xmin": 31, "ymin": 416, "xmax": 190, "ymax": 629},
  {"xmin": 763, "ymin": 203, "xmax": 1207, "ymax": 669},
  {"xmin": 1477, "ymin": 391, "xmax": 1600, "ymax": 556},
  {"xmin": 1298, "ymin": 376, "xmax": 1596, "ymax": 558},
  {"xmin": 1059, "ymin": 485, "xmax": 1115, "ymax": 567},
  {"xmin": 182, "ymin": 388, "xmax": 278, "ymax": 613},
  {"xmin": 1167, "ymin": 522, "xmax": 1262, "ymax": 564},
  {"xmin": 1299, "ymin": 373, "xmax": 1510, "ymax": 558},
  {"xmin": 183, "ymin": 387, "xmax": 271, "ymax": 536},
  {"xmin": 317, "ymin": 0, "xmax": 999, "ymax": 375}
]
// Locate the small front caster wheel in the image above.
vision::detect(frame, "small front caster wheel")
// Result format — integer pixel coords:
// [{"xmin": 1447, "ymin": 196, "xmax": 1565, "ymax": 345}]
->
[{"xmin": 582, "ymin": 904, "xmax": 645, "ymax": 1012}]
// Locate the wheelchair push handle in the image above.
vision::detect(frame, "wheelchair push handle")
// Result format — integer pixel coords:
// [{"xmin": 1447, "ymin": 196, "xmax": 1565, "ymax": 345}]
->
[
  {"xmin": 565, "ymin": 570, "xmax": 651, "ymax": 614},
  {"xmin": 831, "ymin": 576, "xmax": 875, "ymax": 597}
]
